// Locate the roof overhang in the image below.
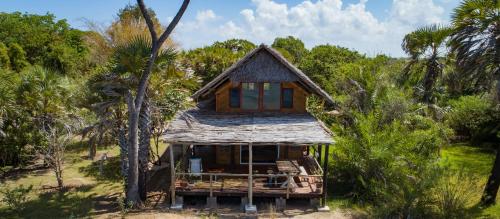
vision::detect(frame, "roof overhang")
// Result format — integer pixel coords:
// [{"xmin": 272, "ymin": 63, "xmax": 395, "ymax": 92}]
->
[{"xmin": 162, "ymin": 109, "xmax": 334, "ymax": 146}]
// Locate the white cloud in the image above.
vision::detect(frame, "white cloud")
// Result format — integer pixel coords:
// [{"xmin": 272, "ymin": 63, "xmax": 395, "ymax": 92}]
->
[
  {"xmin": 172, "ymin": 0, "xmax": 449, "ymax": 57},
  {"xmin": 196, "ymin": 9, "xmax": 217, "ymax": 22}
]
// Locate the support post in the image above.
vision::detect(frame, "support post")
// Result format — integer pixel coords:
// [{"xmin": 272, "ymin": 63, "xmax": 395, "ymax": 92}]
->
[
  {"xmin": 170, "ymin": 145, "xmax": 182, "ymax": 210},
  {"xmin": 245, "ymin": 142, "xmax": 257, "ymax": 214},
  {"xmin": 318, "ymin": 143, "xmax": 330, "ymax": 212},
  {"xmin": 318, "ymin": 144, "xmax": 323, "ymax": 164}
]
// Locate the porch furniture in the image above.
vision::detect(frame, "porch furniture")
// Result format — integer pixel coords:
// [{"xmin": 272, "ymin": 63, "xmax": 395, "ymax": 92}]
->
[
  {"xmin": 267, "ymin": 169, "xmax": 278, "ymax": 186},
  {"xmin": 189, "ymin": 158, "xmax": 202, "ymax": 180},
  {"xmin": 276, "ymin": 160, "xmax": 300, "ymax": 188}
]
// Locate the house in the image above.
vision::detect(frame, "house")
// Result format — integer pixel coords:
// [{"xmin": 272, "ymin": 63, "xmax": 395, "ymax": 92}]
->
[{"xmin": 162, "ymin": 44, "xmax": 335, "ymax": 213}]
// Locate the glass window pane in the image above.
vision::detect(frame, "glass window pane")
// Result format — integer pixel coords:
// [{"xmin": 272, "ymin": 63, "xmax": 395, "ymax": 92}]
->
[
  {"xmin": 241, "ymin": 145, "xmax": 278, "ymax": 163},
  {"xmin": 282, "ymin": 88, "xmax": 293, "ymax": 108},
  {"xmin": 242, "ymin": 83, "xmax": 259, "ymax": 110},
  {"xmin": 263, "ymin": 83, "xmax": 281, "ymax": 110},
  {"xmin": 229, "ymin": 87, "xmax": 240, "ymax": 108}
]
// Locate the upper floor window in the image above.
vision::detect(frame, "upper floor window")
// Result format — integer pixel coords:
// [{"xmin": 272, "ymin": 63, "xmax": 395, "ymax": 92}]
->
[
  {"xmin": 263, "ymin": 83, "xmax": 281, "ymax": 110},
  {"xmin": 241, "ymin": 82, "xmax": 259, "ymax": 110},
  {"xmin": 282, "ymin": 88, "xmax": 293, "ymax": 108},
  {"xmin": 229, "ymin": 82, "xmax": 294, "ymax": 111},
  {"xmin": 229, "ymin": 87, "xmax": 240, "ymax": 108}
]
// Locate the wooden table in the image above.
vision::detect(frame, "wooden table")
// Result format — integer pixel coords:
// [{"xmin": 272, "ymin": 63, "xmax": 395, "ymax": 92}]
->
[{"xmin": 276, "ymin": 160, "xmax": 300, "ymax": 188}]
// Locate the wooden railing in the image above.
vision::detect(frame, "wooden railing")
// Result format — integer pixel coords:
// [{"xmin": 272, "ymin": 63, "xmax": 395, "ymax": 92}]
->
[{"xmin": 175, "ymin": 172, "xmax": 324, "ymax": 198}]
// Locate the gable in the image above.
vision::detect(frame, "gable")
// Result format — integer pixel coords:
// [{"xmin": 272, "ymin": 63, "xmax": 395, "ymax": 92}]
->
[
  {"xmin": 229, "ymin": 50, "xmax": 299, "ymax": 83},
  {"xmin": 192, "ymin": 44, "xmax": 335, "ymax": 106}
]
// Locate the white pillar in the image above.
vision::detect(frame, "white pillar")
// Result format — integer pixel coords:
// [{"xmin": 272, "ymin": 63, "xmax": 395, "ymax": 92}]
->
[
  {"xmin": 245, "ymin": 142, "xmax": 257, "ymax": 213},
  {"xmin": 170, "ymin": 144, "xmax": 182, "ymax": 209},
  {"xmin": 248, "ymin": 143, "xmax": 253, "ymax": 205}
]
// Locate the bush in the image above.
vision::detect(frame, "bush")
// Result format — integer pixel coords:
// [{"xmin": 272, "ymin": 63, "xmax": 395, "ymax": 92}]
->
[
  {"xmin": 433, "ymin": 170, "xmax": 481, "ymax": 219},
  {"xmin": 446, "ymin": 95, "xmax": 500, "ymax": 142},
  {"xmin": 0, "ymin": 184, "xmax": 33, "ymax": 213},
  {"xmin": 331, "ymin": 112, "xmax": 451, "ymax": 217}
]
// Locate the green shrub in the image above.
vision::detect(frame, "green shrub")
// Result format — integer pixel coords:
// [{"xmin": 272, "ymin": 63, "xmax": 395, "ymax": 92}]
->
[
  {"xmin": 0, "ymin": 184, "xmax": 33, "ymax": 213},
  {"xmin": 331, "ymin": 112, "xmax": 451, "ymax": 217},
  {"xmin": 433, "ymin": 170, "xmax": 480, "ymax": 219},
  {"xmin": 446, "ymin": 95, "xmax": 500, "ymax": 142}
]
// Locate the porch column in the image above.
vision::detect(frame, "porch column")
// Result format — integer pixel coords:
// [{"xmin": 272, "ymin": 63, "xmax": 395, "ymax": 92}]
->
[
  {"xmin": 318, "ymin": 144, "xmax": 323, "ymax": 164},
  {"xmin": 319, "ymin": 143, "xmax": 330, "ymax": 211},
  {"xmin": 245, "ymin": 142, "xmax": 257, "ymax": 213},
  {"xmin": 170, "ymin": 144, "xmax": 182, "ymax": 209}
]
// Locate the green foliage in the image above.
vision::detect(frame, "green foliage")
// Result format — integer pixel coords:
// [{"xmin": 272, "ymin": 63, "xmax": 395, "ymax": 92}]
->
[
  {"xmin": 272, "ymin": 36, "xmax": 308, "ymax": 63},
  {"xmin": 8, "ymin": 43, "xmax": 29, "ymax": 72},
  {"xmin": 299, "ymin": 44, "xmax": 363, "ymax": 95},
  {"xmin": 0, "ymin": 184, "xmax": 33, "ymax": 213},
  {"xmin": 181, "ymin": 39, "xmax": 256, "ymax": 85},
  {"xmin": 0, "ymin": 12, "xmax": 88, "ymax": 73},
  {"xmin": 446, "ymin": 95, "xmax": 500, "ymax": 142},
  {"xmin": 450, "ymin": 0, "xmax": 500, "ymax": 97},
  {"xmin": 0, "ymin": 42, "xmax": 10, "ymax": 69},
  {"xmin": 433, "ymin": 170, "xmax": 481, "ymax": 219},
  {"xmin": 331, "ymin": 110, "xmax": 451, "ymax": 217}
]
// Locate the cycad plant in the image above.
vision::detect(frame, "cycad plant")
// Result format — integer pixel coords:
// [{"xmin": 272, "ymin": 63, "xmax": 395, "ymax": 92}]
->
[{"xmin": 402, "ymin": 25, "xmax": 452, "ymax": 103}]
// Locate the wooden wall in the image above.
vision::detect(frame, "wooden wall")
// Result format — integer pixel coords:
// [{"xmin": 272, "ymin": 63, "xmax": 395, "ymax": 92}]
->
[
  {"xmin": 212, "ymin": 145, "xmax": 306, "ymax": 165},
  {"xmin": 215, "ymin": 81, "xmax": 309, "ymax": 113}
]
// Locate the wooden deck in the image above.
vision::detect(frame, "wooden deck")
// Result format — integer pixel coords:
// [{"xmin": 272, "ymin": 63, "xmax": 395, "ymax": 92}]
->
[{"xmin": 175, "ymin": 176, "xmax": 323, "ymax": 198}]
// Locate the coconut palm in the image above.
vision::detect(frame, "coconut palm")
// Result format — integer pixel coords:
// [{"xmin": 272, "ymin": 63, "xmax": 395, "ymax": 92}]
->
[
  {"xmin": 402, "ymin": 25, "xmax": 452, "ymax": 103},
  {"xmin": 450, "ymin": 0, "xmax": 500, "ymax": 206}
]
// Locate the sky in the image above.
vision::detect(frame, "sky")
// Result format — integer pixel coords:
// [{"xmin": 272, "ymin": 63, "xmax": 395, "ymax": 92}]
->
[{"xmin": 0, "ymin": 0, "xmax": 461, "ymax": 57}]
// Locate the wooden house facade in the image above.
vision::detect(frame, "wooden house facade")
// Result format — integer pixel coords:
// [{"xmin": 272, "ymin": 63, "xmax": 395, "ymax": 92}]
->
[{"xmin": 162, "ymin": 44, "xmax": 334, "ymax": 213}]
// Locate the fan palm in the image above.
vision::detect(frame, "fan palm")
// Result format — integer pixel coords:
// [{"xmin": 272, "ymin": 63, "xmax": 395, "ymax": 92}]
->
[
  {"xmin": 450, "ymin": 0, "xmax": 500, "ymax": 206},
  {"xmin": 402, "ymin": 25, "xmax": 452, "ymax": 103}
]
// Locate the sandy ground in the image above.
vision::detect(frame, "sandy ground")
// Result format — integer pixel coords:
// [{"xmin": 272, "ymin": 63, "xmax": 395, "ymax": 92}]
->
[{"xmin": 95, "ymin": 197, "xmax": 363, "ymax": 219}]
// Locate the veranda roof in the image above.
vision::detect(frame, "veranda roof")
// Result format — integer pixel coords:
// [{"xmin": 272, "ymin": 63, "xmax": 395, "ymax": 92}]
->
[{"xmin": 162, "ymin": 109, "xmax": 334, "ymax": 146}]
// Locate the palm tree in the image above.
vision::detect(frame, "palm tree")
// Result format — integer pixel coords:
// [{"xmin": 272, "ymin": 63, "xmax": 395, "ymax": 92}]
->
[
  {"xmin": 402, "ymin": 25, "xmax": 452, "ymax": 103},
  {"xmin": 450, "ymin": 0, "xmax": 500, "ymax": 206}
]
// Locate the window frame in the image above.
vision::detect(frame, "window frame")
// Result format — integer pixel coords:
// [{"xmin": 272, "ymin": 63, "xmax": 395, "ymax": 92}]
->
[
  {"xmin": 281, "ymin": 87, "xmax": 294, "ymax": 109},
  {"xmin": 228, "ymin": 82, "xmax": 295, "ymax": 111}
]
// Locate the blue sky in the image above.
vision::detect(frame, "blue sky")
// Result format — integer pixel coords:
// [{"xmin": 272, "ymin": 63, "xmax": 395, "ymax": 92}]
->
[{"xmin": 0, "ymin": 0, "xmax": 460, "ymax": 57}]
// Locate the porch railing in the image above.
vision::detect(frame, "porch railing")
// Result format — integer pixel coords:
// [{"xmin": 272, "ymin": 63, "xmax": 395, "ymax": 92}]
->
[{"xmin": 174, "ymin": 172, "xmax": 324, "ymax": 199}]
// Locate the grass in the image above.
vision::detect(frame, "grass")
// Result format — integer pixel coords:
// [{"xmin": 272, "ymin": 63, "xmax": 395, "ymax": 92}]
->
[
  {"xmin": 441, "ymin": 143, "xmax": 500, "ymax": 218},
  {"xmin": 0, "ymin": 140, "xmax": 169, "ymax": 218}
]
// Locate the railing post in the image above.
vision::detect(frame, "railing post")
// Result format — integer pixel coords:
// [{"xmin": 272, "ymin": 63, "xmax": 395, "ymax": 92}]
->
[
  {"xmin": 209, "ymin": 174, "xmax": 213, "ymax": 197},
  {"xmin": 286, "ymin": 173, "xmax": 290, "ymax": 199}
]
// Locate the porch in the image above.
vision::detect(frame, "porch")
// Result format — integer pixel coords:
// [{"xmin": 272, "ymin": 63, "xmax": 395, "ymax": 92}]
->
[{"xmin": 162, "ymin": 110, "xmax": 334, "ymax": 212}]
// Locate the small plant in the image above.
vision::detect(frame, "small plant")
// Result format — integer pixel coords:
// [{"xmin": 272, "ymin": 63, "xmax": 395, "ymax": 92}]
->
[
  {"xmin": 0, "ymin": 184, "xmax": 33, "ymax": 213},
  {"xmin": 434, "ymin": 170, "xmax": 480, "ymax": 219},
  {"xmin": 117, "ymin": 195, "xmax": 133, "ymax": 216}
]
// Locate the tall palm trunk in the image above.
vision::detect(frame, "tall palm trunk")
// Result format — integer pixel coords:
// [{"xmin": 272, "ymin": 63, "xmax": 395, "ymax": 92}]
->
[
  {"xmin": 118, "ymin": 126, "xmax": 128, "ymax": 191},
  {"xmin": 138, "ymin": 95, "xmax": 151, "ymax": 201},
  {"xmin": 422, "ymin": 56, "xmax": 440, "ymax": 103},
  {"xmin": 481, "ymin": 25, "xmax": 500, "ymax": 206}
]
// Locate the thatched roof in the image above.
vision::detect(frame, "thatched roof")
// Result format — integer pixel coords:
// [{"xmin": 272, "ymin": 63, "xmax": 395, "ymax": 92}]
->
[
  {"xmin": 192, "ymin": 44, "xmax": 335, "ymax": 106},
  {"xmin": 162, "ymin": 109, "xmax": 334, "ymax": 146}
]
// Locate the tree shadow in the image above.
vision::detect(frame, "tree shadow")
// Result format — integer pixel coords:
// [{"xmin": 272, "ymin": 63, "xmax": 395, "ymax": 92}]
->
[
  {"xmin": 0, "ymin": 184, "xmax": 120, "ymax": 218},
  {"xmin": 78, "ymin": 156, "xmax": 123, "ymax": 183}
]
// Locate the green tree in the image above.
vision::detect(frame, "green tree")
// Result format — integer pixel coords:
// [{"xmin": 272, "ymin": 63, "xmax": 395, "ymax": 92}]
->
[
  {"xmin": 182, "ymin": 39, "xmax": 256, "ymax": 85},
  {"xmin": 449, "ymin": 0, "xmax": 500, "ymax": 205},
  {"xmin": 0, "ymin": 12, "xmax": 88, "ymax": 73},
  {"xmin": 8, "ymin": 43, "xmax": 29, "ymax": 72},
  {"xmin": 402, "ymin": 25, "xmax": 452, "ymax": 103},
  {"xmin": 451, "ymin": 0, "xmax": 500, "ymax": 100},
  {"xmin": 0, "ymin": 42, "xmax": 10, "ymax": 69},
  {"xmin": 272, "ymin": 36, "xmax": 308, "ymax": 64}
]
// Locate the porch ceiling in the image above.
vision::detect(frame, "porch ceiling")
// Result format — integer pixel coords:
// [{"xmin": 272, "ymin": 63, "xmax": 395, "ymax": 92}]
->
[{"xmin": 162, "ymin": 109, "xmax": 334, "ymax": 145}]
